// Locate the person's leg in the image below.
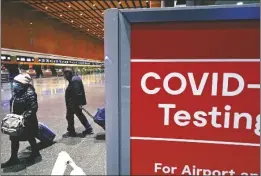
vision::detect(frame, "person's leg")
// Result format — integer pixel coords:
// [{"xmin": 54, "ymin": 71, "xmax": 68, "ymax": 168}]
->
[
  {"xmin": 66, "ymin": 108, "xmax": 76, "ymax": 137},
  {"xmin": 1, "ymin": 139, "xmax": 20, "ymax": 168},
  {"xmin": 29, "ymin": 138, "xmax": 40, "ymax": 156},
  {"xmin": 27, "ymin": 138, "xmax": 40, "ymax": 162},
  {"xmin": 74, "ymin": 106, "xmax": 93, "ymax": 135},
  {"xmin": 11, "ymin": 139, "xmax": 19, "ymax": 159},
  {"xmin": 66, "ymin": 108, "xmax": 76, "ymax": 136}
]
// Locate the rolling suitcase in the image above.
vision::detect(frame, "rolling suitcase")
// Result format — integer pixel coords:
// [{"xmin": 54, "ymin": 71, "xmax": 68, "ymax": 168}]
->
[
  {"xmin": 93, "ymin": 108, "xmax": 105, "ymax": 130},
  {"xmin": 37, "ymin": 122, "xmax": 56, "ymax": 144},
  {"xmin": 81, "ymin": 107, "xmax": 105, "ymax": 130}
]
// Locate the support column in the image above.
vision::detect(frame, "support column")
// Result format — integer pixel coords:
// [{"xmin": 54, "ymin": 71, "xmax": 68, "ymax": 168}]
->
[
  {"xmin": 150, "ymin": 0, "xmax": 161, "ymax": 8},
  {"xmin": 174, "ymin": 0, "xmax": 177, "ymax": 7},
  {"xmin": 161, "ymin": 0, "xmax": 165, "ymax": 7}
]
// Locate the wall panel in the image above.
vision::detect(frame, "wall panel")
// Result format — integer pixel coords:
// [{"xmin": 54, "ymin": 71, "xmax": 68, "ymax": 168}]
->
[{"xmin": 2, "ymin": 1, "xmax": 104, "ymax": 61}]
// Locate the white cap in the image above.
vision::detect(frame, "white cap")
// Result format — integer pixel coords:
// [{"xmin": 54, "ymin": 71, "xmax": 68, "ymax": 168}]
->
[{"xmin": 14, "ymin": 73, "xmax": 32, "ymax": 85}]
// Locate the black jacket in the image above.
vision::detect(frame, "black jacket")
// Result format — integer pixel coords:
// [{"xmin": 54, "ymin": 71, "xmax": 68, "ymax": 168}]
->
[
  {"xmin": 65, "ymin": 75, "xmax": 87, "ymax": 108},
  {"xmin": 10, "ymin": 84, "xmax": 38, "ymax": 141}
]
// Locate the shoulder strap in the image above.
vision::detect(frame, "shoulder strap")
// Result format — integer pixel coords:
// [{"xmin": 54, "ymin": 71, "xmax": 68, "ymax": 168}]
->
[{"xmin": 11, "ymin": 97, "xmax": 15, "ymax": 113}]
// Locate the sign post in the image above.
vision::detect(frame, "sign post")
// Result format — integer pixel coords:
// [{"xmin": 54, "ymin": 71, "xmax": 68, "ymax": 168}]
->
[{"xmin": 104, "ymin": 4, "xmax": 260, "ymax": 175}]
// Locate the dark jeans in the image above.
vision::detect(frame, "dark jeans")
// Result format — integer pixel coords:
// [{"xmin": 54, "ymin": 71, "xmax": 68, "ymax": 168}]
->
[{"xmin": 66, "ymin": 106, "xmax": 91, "ymax": 133}]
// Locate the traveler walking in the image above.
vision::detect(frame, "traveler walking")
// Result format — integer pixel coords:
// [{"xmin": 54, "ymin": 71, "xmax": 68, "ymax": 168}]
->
[
  {"xmin": 1, "ymin": 73, "xmax": 40, "ymax": 168},
  {"xmin": 63, "ymin": 68, "xmax": 93, "ymax": 137}
]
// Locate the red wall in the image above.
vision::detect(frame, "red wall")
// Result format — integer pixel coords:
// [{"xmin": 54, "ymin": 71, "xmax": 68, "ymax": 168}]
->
[{"xmin": 2, "ymin": 1, "xmax": 104, "ymax": 61}]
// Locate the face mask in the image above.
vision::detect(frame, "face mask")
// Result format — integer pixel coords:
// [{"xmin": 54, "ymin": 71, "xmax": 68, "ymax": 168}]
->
[
  {"xmin": 64, "ymin": 72, "xmax": 72, "ymax": 81},
  {"xmin": 12, "ymin": 82, "xmax": 24, "ymax": 94}
]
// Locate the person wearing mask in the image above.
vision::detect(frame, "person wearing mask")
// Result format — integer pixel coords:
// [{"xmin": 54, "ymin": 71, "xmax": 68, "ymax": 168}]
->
[
  {"xmin": 63, "ymin": 68, "xmax": 93, "ymax": 137},
  {"xmin": 1, "ymin": 73, "xmax": 40, "ymax": 168}
]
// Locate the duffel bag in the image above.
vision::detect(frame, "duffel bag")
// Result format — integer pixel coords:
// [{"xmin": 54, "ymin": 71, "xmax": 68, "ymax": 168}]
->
[{"xmin": 1, "ymin": 114, "xmax": 25, "ymax": 137}]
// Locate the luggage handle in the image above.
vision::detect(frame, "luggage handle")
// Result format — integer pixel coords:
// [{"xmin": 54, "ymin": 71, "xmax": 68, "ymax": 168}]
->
[{"xmin": 80, "ymin": 106, "xmax": 94, "ymax": 120}]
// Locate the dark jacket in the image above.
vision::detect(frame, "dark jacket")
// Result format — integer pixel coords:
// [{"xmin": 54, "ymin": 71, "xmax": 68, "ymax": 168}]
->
[
  {"xmin": 65, "ymin": 75, "xmax": 87, "ymax": 108},
  {"xmin": 10, "ymin": 84, "xmax": 38, "ymax": 141}
]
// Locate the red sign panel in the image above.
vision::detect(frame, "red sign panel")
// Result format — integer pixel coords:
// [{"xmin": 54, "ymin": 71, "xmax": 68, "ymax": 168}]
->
[
  {"xmin": 130, "ymin": 21, "xmax": 260, "ymax": 175},
  {"xmin": 131, "ymin": 61, "xmax": 260, "ymax": 175}
]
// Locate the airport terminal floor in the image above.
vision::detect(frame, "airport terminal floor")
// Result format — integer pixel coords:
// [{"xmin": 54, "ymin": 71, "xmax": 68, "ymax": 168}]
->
[{"xmin": 0, "ymin": 74, "xmax": 105, "ymax": 175}]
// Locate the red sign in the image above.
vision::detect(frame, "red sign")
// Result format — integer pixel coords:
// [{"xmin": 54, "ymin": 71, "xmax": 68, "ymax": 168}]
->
[
  {"xmin": 130, "ymin": 21, "xmax": 260, "ymax": 175},
  {"xmin": 131, "ymin": 60, "xmax": 260, "ymax": 175}
]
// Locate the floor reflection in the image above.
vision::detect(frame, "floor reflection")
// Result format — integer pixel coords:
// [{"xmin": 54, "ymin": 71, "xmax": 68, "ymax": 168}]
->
[{"xmin": 1, "ymin": 74, "xmax": 105, "ymax": 109}]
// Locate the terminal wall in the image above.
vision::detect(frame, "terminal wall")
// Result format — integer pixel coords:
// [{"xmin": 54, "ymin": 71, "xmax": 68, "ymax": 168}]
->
[{"xmin": 2, "ymin": 1, "xmax": 104, "ymax": 61}]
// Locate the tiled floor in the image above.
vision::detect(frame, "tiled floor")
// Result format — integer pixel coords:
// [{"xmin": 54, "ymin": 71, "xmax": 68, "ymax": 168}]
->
[{"xmin": 0, "ymin": 74, "xmax": 106, "ymax": 175}]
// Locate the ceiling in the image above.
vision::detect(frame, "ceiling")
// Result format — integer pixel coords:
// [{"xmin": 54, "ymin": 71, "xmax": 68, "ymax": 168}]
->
[{"xmin": 16, "ymin": 0, "xmax": 156, "ymax": 40}]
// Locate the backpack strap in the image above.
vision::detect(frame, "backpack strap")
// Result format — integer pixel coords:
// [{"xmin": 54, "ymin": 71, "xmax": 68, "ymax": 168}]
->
[{"xmin": 11, "ymin": 97, "xmax": 16, "ymax": 114}]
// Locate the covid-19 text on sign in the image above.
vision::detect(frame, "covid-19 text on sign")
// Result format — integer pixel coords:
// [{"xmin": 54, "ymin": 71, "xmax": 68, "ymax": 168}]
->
[
  {"xmin": 130, "ymin": 60, "xmax": 260, "ymax": 175},
  {"xmin": 141, "ymin": 72, "xmax": 260, "ymax": 137}
]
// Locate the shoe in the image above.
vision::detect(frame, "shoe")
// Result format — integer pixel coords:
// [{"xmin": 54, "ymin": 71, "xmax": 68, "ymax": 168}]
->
[
  {"xmin": 68, "ymin": 131, "xmax": 77, "ymax": 137},
  {"xmin": 26, "ymin": 151, "xmax": 41, "ymax": 163},
  {"xmin": 64, "ymin": 131, "xmax": 77, "ymax": 137},
  {"xmin": 82, "ymin": 127, "xmax": 93, "ymax": 136},
  {"xmin": 1, "ymin": 157, "xmax": 20, "ymax": 168}
]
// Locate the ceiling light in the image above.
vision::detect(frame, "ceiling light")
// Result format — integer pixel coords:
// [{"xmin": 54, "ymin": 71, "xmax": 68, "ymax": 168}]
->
[
  {"xmin": 71, "ymin": 20, "xmax": 74, "ymax": 23},
  {"xmin": 80, "ymin": 13, "xmax": 83, "ymax": 16},
  {"xmin": 237, "ymin": 2, "xmax": 243, "ymax": 5},
  {"xmin": 60, "ymin": 14, "xmax": 63, "ymax": 17},
  {"xmin": 30, "ymin": 22, "xmax": 33, "ymax": 25},
  {"xmin": 118, "ymin": 1, "xmax": 122, "ymax": 4},
  {"xmin": 45, "ymin": 6, "xmax": 48, "ymax": 9},
  {"xmin": 102, "ymin": 12, "xmax": 104, "ymax": 15},
  {"xmin": 146, "ymin": 0, "xmax": 149, "ymax": 3},
  {"xmin": 103, "ymin": 28, "xmax": 104, "ymax": 31},
  {"xmin": 68, "ymin": 5, "xmax": 71, "ymax": 8},
  {"xmin": 93, "ymin": 4, "xmax": 96, "ymax": 7},
  {"xmin": 97, "ymin": 24, "xmax": 99, "ymax": 27},
  {"xmin": 87, "ymin": 29, "xmax": 90, "ymax": 31}
]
